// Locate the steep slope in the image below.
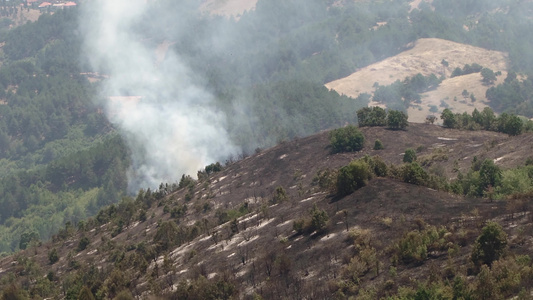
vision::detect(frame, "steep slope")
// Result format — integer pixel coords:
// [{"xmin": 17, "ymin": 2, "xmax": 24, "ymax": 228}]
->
[
  {"xmin": 1, "ymin": 124, "xmax": 532, "ymax": 299},
  {"xmin": 325, "ymin": 38, "xmax": 509, "ymax": 122}
]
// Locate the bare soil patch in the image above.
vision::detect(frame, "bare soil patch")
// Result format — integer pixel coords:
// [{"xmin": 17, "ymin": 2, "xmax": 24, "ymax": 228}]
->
[{"xmin": 12, "ymin": 8, "xmax": 41, "ymax": 26}]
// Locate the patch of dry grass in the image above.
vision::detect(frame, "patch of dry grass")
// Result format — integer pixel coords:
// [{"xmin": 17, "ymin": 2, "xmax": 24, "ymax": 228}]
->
[{"xmin": 325, "ymin": 38, "xmax": 509, "ymax": 123}]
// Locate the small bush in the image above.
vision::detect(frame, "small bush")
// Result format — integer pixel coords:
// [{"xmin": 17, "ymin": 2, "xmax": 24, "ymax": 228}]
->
[
  {"xmin": 336, "ymin": 160, "xmax": 372, "ymax": 196},
  {"xmin": 77, "ymin": 236, "xmax": 90, "ymax": 252},
  {"xmin": 178, "ymin": 174, "xmax": 196, "ymax": 189},
  {"xmin": 357, "ymin": 106, "xmax": 387, "ymax": 127},
  {"xmin": 425, "ymin": 115, "xmax": 437, "ymax": 124},
  {"xmin": 293, "ymin": 219, "xmax": 305, "ymax": 235},
  {"xmin": 78, "ymin": 286, "xmax": 95, "ymax": 300},
  {"xmin": 48, "ymin": 248, "xmax": 59, "ymax": 264},
  {"xmin": 362, "ymin": 155, "xmax": 388, "ymax": 177},
  {"xmin": 153, "ymin": 221, "xmax": 182, "ymax": 252},
  {"xmin": 329, "ymin": 125, "xmax": 365, "ymax": 153},
  {"xmin": 400, "ymin": 162, "xmax": 429, "ymax": 185},
  {"xmin": 373, "ymin": 139, "xmax": 384, "ymax": 150},
  {"xmin": 310, "ymin": 204, "xmax": 329, "ymax": 233},
  {"xmin": 272, "ymin": 186, "xmax": 288, "ymax": 204},
  {"xmin": 347, "ymin": 228, "xmax": 371, "ymax": 251},
  {"xmin": 205, "ymin": 162, "xmax": 223, "ymax": 175},
  {"xmin": 171, "ymin": 205, "xmax": 188, "ymax": 219},
  {"xmin": 138, "ymin": 209, "xmax": 147, "ymax": 222},
  {"xmin": 312, "ymin": 168, "xmax": 338, "ymax": 192},
  {"xmin": 387, "ymin": 110, "xmax": 409, "ymax": 130},
  {"xmin": 396, "ymin": 225, "xmax": 449, "ymax": 264},
  {"xmin": 403, "ymin": 148, "xmax": 417, "ymax": 163}
]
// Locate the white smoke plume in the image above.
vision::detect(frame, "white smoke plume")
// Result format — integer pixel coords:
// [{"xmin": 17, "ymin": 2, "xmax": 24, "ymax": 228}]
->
[{"xmin": 80, "ymin": 0, "xmax": 239, "ymax": 191}]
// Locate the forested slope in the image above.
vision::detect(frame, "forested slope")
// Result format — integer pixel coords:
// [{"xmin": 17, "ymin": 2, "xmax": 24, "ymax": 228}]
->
[{"xmin": 0, "ymin": 8, "xmax": 129, "ymax": 252}]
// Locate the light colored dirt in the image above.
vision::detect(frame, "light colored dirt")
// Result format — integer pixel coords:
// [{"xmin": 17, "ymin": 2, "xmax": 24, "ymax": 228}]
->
[
  {"xmin": 200, "ymin": 0, "xmax": 257, "ymax": 18},
  {"xmin": 13, "ymin": 8, "xmax": 41, "ymax": 26},
  {"xmin": 409, "ymin": 0, "xmax": 433, "ymax": 12},
  {"xmin": 325, "ymin": 38, "xmax": 509, "ymax": 123}
]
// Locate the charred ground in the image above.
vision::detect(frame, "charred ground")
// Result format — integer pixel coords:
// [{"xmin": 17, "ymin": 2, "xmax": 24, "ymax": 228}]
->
[{"xmin": 1, "ymin": 123, "xmax": 532, "ymax": 299}]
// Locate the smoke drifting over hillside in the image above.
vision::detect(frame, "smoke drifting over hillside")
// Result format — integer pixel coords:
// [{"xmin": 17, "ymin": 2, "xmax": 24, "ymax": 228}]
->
[{"xmin": 80, "ymin": 0, "xmax": 238, "ymax": 191}]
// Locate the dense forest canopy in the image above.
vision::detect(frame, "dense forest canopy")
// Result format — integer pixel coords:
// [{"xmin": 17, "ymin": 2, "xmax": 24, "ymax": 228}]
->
[{"xmin": 0, "ymin": 0, "xmax": 532, "ymax": 253}]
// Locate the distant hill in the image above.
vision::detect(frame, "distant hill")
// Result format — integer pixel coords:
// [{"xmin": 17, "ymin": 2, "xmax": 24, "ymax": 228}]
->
[{"xmin": 325, "ymin": 38, "xmax": 509, "ymax": 123}]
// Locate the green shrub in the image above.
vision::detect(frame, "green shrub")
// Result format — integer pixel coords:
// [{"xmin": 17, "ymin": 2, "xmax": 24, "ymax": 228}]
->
[
  {"xmin": 205, "ymin": 162, "xmax": 223, "ymax": 175},
  {"xmin": 357, "ymin": 106, "xmax": 387, "ymax": 127},
  {"xmin": 441, "ymin": 108, "xmax": 457, "ymax": 128},
  {"xmin": 400, "ymin": 162, "xmax": 429, "ymax": 185},
  {"xmin": 312, "ymin": 168, "xmax": 338, "ymax": 192},
  {"xmin": 478, "ymin": 159, "xmax": 502, "ymax": 196},
  {"xmin": 272, "ymin": 186, "xmax": 288, "ymax": 204},
  {"xmin": 396, "ymin": 226, "xmax": 448, "ymax": 264},
  {"xmin": 171, "ymin": 205, "xmax": 188, "ymax": 219},
  {"xmin": 403, "ymin": 148, "xmax": 417, "ymax": 163},
  {"xmin": 310, "ymin": 204, "xmax": 329, "ymax": 233},
  {"xmin": 153, "ymin": 221, "xmax": 181, "ymax": 252},
  {"xmin": 138, "ymin": 209, "xmax": 147, "ymax": 222},
  {"xmin": 19, "ymin": 231, "xmax": 39, "ymax": 250},
  {"xmin": 77, "ymin": 236, "xmax": 90, "ymax": 252},
  {"xmin": 471, "ymin": 221, "xmax": 507, "ymax": 267},
  {"xmin": 1, "ymin": 284, "xmax": 29, "ymax": 300},
  {"xmin": 78, "ymin": 286, "xmax": 95, "ymax": 300},
  {"xmin": 178, "ymin": 174, "xmax": 196, "ymax": 189},
  {"xmin": 387, "ymin": 110, "xmax": 409, "ymax": 130},
  {"xmin": 293, "ymin": 219, "xmax": 305, "ymax": 235},
  {"xmin": 373, "ymin": 139, "xmax": 384, "ymax": 150},
  {"xmin": 336, "ymin": 160, "xmax": 372, "ymax": 196},
  {"xmin": 362, "ymin": 155, "xmax": 388, "ymax": 177},
  {"xmin": 48, "ymin": 248, "xmax": 59, "ymax": 264},
  {"xmin": 329, "ymin": 125, "xmax": 365, "ymax": 153}
]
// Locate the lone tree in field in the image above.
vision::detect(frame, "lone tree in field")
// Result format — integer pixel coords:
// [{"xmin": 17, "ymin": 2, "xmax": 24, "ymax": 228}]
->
[{"xmin": 387, "ymin": 110, "xmax": 409, "ymax": 130}]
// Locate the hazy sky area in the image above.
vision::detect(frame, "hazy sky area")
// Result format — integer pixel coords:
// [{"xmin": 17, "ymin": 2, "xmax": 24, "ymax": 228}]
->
[{"xmin": 80, "ymin": 0, "xmax": 239, "ymax": 191}]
